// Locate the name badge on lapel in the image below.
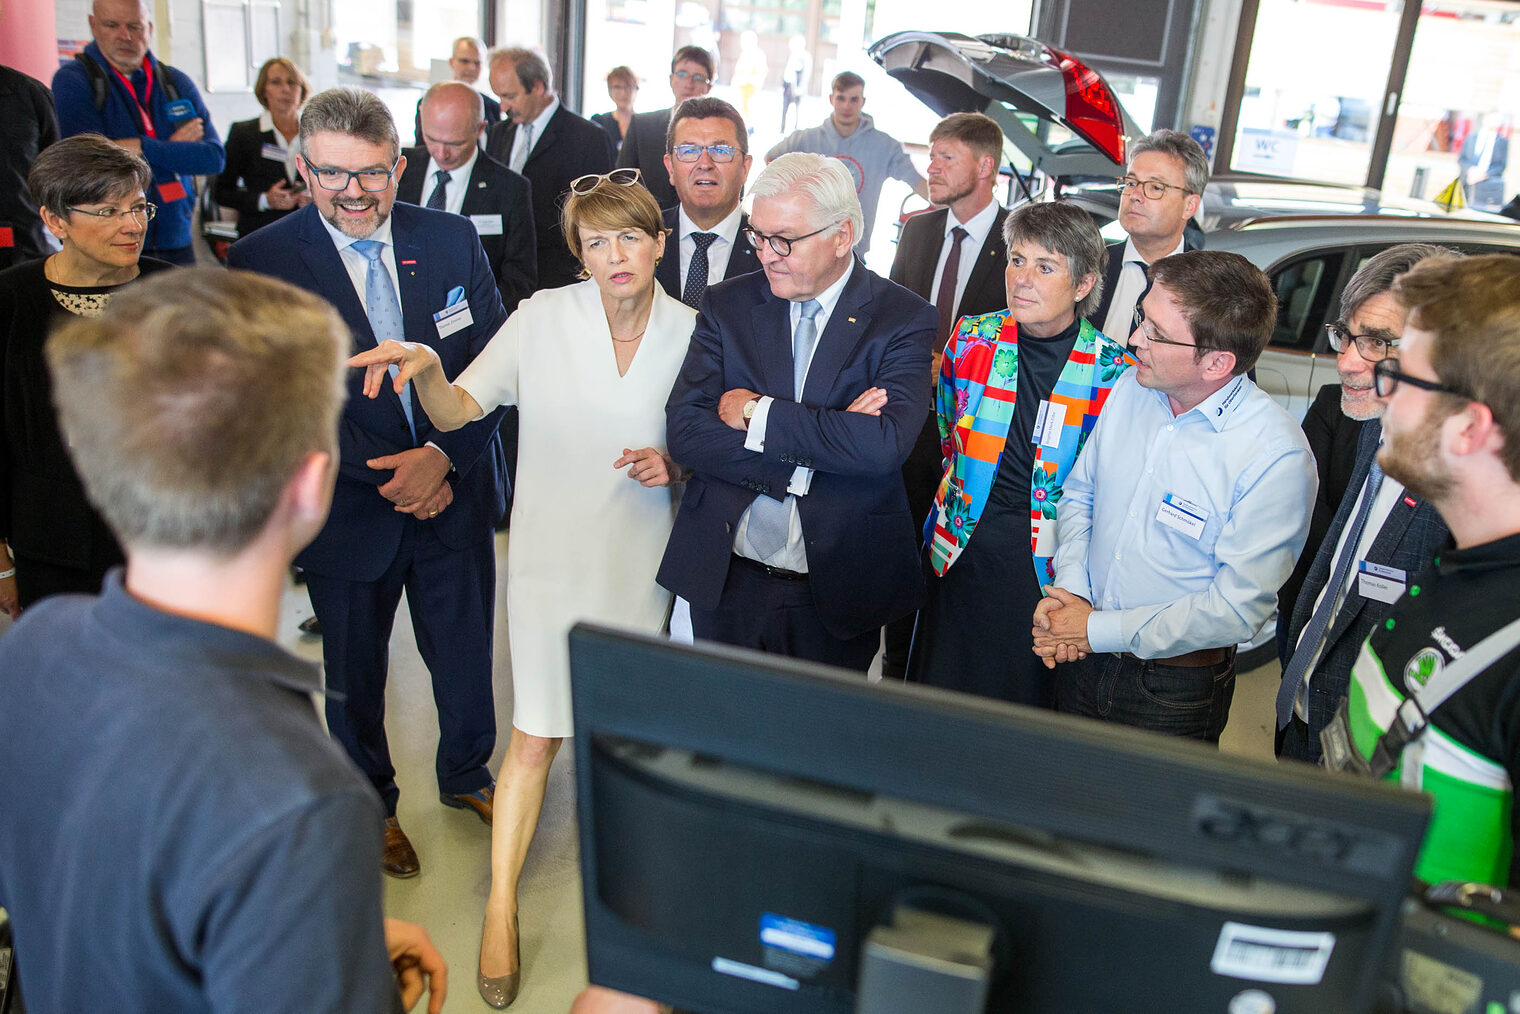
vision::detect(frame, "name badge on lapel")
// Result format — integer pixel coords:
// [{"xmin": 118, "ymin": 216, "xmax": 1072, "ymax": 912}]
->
[
  {"xmin": 1030, "ymin": 400, "xmax": 1065, "ymax": 449},
  {"xmin": 434, "ymin": 285, "xmax": 472, "ymax": 338},
  {"xmin": 1155, "ymin": 493, "xmax": 1208, "ymax": 540},
  {"xmin": 1357, "ymin": 561, "xmax": 1406, "ymax": 604},
  {"xmin": 261, "ymin": 143, "xmax": 289, "ymax": 162},
  {"xmin": 470, "ymin": 214, "xmax": 504, "ymax": 236}
]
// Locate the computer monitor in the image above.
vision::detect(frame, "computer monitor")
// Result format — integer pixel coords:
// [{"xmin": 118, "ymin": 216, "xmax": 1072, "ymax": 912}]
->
[{"xmin": 569, "ymin": 626, "xmax": 1431, "ymax": 1014}]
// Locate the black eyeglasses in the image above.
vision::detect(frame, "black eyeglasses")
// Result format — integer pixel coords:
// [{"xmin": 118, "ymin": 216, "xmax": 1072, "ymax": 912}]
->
[
  {"xmin": 1132, "ymin": 304, "xmax": 1203, "ymax": 348},
  {"xmin": 1372, "ymin": 359, "xmax": 1470, "ymax": 400},
  {"xmin": 743, "ymin": 220, "xmax": 842, "ymax": 257},
  {"xmin": 570, "ymin": 167, "xmax": 642, "ymax": 194},
  {"xmin": 67, "ymin": 202, "xmax": 157, "ymax": 223},
  {"xmin": 672, "ymin": 69, "xmax": 711, "ymax": 86},
  {"xmin": 1116, "ymin": 176, "xmax": 1192, "ymax": 200},
  {"xmin": 1326, "ymin": 323, "xmax": 1399, "ymax": 362},
  {"xmin": 306, "ymin": 160, "xmax": 399, "ymax": 192},
  {"xmin": 671, "ymin": 143, "xmax": 738, "ymax": 163}
]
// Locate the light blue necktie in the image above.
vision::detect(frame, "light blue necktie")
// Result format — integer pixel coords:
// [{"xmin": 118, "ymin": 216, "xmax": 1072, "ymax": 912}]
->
[
  {"xmin": 748, "ymin": 298, "xmax": 822, "ymax": 560},
  {"xmin": 1275, "ymin": 459, "xmax": 1384, "ymax": 729},
  {"xmin": 350, "ymin": 239, "xmax": 416, "ymax": 443}
]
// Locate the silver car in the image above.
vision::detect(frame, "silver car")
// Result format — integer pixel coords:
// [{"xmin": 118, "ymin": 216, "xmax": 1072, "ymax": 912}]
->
[{"xmin": 870, "ymin": 30, "xmax": 1520, "ymax": 419}]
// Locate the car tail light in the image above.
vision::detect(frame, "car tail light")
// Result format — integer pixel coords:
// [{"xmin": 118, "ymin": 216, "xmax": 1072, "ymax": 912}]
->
[{"xmin": 1046, "ymin": 44, "xmax": 1126, "ymax": 166}]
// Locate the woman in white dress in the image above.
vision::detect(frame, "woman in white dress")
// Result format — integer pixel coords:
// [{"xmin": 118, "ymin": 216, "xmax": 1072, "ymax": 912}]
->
[{"xmin": 350, "ymin": 168, "xmax": 696, "ymax": 1008}]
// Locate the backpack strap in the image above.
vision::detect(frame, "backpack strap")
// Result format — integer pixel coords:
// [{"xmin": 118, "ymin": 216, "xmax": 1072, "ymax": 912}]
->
[{"xmin": 73, "ymin": 51, "xmax": 109, "ymax": 112}]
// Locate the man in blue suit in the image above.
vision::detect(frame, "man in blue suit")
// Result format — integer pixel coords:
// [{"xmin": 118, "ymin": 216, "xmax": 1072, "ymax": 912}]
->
[
  {"xmin": 1276, "ymin": 244, "xmax": 1455, "ymax": 763},
  {"xmin": 229, "ymin": 88, "xmax": 506, "ymax": 878},
  {"xmin": 658, "ymin": 152, "xmax": 936, "ymax": 670}
]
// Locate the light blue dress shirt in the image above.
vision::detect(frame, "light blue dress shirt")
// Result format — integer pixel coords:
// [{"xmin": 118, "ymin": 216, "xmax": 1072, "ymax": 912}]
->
[{"xmin": 1051, "ymin": 371, "xmax": 1318, "ymax": 658}]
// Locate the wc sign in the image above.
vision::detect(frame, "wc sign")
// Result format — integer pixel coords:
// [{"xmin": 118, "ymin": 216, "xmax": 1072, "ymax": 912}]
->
[{"xmin": 1237, "ymin": 128, "xmax": 1299, "ymax": 174}]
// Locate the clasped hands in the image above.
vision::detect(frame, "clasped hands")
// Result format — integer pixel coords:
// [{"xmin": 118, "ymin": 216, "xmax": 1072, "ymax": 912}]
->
[
  {"xmin": 1031, "ymin": 585, "xmax": 1094, "ymax": 670},
  {"xmin": 717, "ymin": 386, "xmax": 890, "ymax": 431}
]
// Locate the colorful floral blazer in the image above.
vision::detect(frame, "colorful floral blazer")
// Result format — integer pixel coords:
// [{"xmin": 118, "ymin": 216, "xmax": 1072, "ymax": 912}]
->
[{"xmin": 926, "ymin": 310, "xmax": 1132, "ymax": 583}]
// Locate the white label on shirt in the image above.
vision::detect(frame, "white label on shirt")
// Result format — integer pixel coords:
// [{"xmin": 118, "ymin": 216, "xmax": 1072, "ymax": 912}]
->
[
  {"xmin": 1156, "ymin": 493, "xmax": 1207, "ymax": 540},
  {"xmin": 434, "ymin": 300, "xmax": 473, "ymax": 338},
  {"xmin": 470, "ymin": 213, "xmax": 504, "ymax": 236},
  {"xmin": 1031, "ymin": 400, "xmax": 1049, "ymax": 444},
  {"xmin": 1040, "ymin": 400, "xmax": 1065, "ymax": 448},
  {"xmin": 1357, "ymin": 561, "xmax": 1406, "ymax": 604},
  {"xmin": 260, "ymin": 143, "xmax": 288, "ymax": 162}
]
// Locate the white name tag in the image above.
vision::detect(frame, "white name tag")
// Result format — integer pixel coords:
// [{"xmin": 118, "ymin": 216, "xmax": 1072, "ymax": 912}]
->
[
  {"xmin": 1035, "ymin": 400, "xmax": 1065, "ymax": 448},
  {"xmin": 433, "ymin": 300, "xmax": 473, "ymax": 338},
  {"xmin": 1155, "ymin": 493, "xmax": 1207, "ymax": 540},
  {"xmin": 1357, "ymin": 561, "xmax": 1406, "ymax": 604},
  {"xmin": 470, "ymin": 213, "xmax": 504, "ymax": 236},
  {"xmin": 260, "ymin": 143, "xmax": 288, "ymax": 162}
]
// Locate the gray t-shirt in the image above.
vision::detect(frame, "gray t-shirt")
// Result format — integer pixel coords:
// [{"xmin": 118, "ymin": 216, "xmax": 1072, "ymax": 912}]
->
[{"xmin": 767, "ymin": 113, "xmax": 923, "ymax": 252}]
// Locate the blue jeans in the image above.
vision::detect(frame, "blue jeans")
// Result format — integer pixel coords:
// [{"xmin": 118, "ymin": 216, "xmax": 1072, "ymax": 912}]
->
[{"xmin": 1055, "ymin": 650, "xmax": 1236, "ymax": 744}]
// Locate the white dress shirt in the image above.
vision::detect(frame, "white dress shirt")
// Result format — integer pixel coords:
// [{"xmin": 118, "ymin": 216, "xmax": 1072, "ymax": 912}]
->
[
  {"xmin": 678, "ymin": 203, "xmax": 744, "ymax": 292},
  {"xmin": 510, "ymin": 97, "xmax": 559, "ymax": 171},
  {"xmin": 254, "ymin": 111, "xmax": 299, "ymax": 212},
  {"xmin": 422, "ymin": 145, "xmax": 480, "ymax": 217},
  {"xmin": 317, "ymin": 214, "xmax": 447, "ymax": 462},
  {"xmin": 1052, "ymin": 372, "xmax": 1318, "ymax": 657},
  {"xmin": 931, "ymin": 198, "xmax": 1001, "ymax": 318},
  {"xmin": 1100, "ymin": 234, "xmax": 1186, "ymax": 341},
  {"xmin": 733, "ymin": 258, "xmax": 857, "ymax": 571}
]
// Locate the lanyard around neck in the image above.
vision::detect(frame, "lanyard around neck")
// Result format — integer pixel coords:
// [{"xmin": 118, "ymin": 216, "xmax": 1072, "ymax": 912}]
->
[{"xmin": 111, "ymin": 58, "xmax": 157, "ymax": 139}]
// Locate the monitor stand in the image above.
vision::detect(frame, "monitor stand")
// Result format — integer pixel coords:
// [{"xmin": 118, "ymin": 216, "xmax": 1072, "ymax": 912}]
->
[{"xmin": 856, "ymin": 904, "xmax": 996, "ymax": 1014}]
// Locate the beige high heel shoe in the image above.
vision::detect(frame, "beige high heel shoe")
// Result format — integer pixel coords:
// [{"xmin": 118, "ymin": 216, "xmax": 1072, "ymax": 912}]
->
[{"xmin": 476, "ymin": 914, "xmax": 521, "ymax": 1009}]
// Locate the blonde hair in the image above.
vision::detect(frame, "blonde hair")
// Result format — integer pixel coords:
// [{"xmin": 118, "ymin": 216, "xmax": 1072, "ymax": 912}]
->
[
  {"xmin": 560, "ymin": 176, "xmax": 666, "ymax": 273},
  {"xmin": 46, "ymin": 269, "xmax": 350, "ymax": 553},
  {"xmin": 254, "ymin": 57, "xmax": 311, "ymax": 110}
]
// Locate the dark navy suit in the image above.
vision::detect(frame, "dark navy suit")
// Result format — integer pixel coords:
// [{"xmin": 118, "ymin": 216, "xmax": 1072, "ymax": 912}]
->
[
  {"xmin": 1277, "ymin": 420, "xmax": 1451, "ymax": 762},
  {"xmin": 653, "ymin": 205, "xmax": 759, "ymax": 301},
  {"xmin": 228, "ymin": 202, "xmax": 507, "ymax": 813},
  {"xmin": 657, "ymin": 261, "xmax": 935, "ymax": 663}
]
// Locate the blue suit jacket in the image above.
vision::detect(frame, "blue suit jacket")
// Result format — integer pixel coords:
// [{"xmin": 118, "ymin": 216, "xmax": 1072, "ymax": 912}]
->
[
  {"xmin": 1279, "ymin": 419, "xmax": 1451, "ymax": 755},
  {"xmin": 227, "ymin": 202, "xmax": 508, "ymax": 581},
  {"xmin": 657, "ymin": 261, "xmax": 937, "ymax": 639}
]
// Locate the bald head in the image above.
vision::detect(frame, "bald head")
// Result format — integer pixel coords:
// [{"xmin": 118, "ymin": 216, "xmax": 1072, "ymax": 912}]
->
[
  {"xmin": 90, "ymin": 0, "xmax": 154, "ymax": 73},
  {"xmin": 419, "ymin": 82, "xmax": 486, "ymax": 171}
]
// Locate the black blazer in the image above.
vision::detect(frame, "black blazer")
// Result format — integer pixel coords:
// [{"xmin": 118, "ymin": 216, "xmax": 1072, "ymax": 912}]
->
[
  {"xmin": 657, "ymin": 262, "xmax": 937, "ymax": 639},
  {"xmin": 1278, "ymin": 419, "xmax": 1451, "ymax": 758},
  {"xmin": 615, "ymin": 108, "xmax": 676, "ymax": 211},
  {"xmin": 1276, "ymin": 381, "xmax": 1367, "ymax": 651},
  {"xmin": 0, "ymin": 257, "xmax": 173, "ymax": 574},
  {"xmin": 396, "ymin": 146, "xmax": 537, "ymax": 313},
  {"xmin": 213, "ymin": 118, "xmax": 299, "ymax": 238},
  {"xmin": 887, "ymin": 205, "xmax": 1010, "ymax": 324},
  {"xmin": 590, "ymin": 111, "xmax": 625, "ymax": 152},
  {"xmin": 485, "ymin": 105, "xmax": 616, "ymax": 290},
  {"xmin": 412, "ymin": 91, "xmax": 500, "ymax": 149},
  {"xmin": 1086, "ymin": 227, "xmax": 1204, "ymax": 333},
  {"xmin": 654, "ymin": 205, "xmax": 759, "ymax": 301}
]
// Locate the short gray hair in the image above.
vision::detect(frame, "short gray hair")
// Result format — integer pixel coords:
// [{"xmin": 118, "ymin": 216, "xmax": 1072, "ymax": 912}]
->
[
  {"xmin": 1129, "ymin": 128, "xmax": 1209, "ymax": 195},
  {"xmin": 299, "ymin": 87, "xmax": 400, "ymax": 162},
  {"xmin": 1003, "ymin": 201, "xmax": 1108, "ymax": 319},
  {"xmin": 29, "ymin": 133, "xmax": 152, "ymax": 216},
  {"xmin": 490, "ymin": 47, "xmax": 552, "ymax": 94},
  {"xmin": 1338, "ymin": 243, "xmax": 1463, "ymax": 322},
  {"xmin": 750, "ymin": 152, "xmax": 862, "ymax": 246}
]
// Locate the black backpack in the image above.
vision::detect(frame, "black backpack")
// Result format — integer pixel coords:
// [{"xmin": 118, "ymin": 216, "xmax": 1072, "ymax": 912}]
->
[{"xmin": 73, "ymin": 49, "xmax": 182, "ymax": 113}]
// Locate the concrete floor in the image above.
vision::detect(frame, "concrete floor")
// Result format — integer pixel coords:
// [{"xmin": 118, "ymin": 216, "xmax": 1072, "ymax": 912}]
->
[{"xmin": 0, "ymin": 534, "xmax": 1286, "ymax": 1013}]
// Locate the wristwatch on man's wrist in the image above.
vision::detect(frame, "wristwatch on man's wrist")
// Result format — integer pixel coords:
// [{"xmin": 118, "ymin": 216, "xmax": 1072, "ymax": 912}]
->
[{"xmin": 742, "ymin": 398, "xmax": 759, "ymax": 429}]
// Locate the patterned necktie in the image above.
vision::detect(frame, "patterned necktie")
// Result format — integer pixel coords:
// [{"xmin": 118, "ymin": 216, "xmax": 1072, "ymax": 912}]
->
[
  {"xmin": 683, "ymin": 232, "xmax": 717, "ymax": 308},
  {"xmin": 747, "ymin": 299, "xmax": 823, "ymax": 560},
  {"xmin": 511, "ymin": 124, "xmax": 534, "ymax": 173},
  {"xmin": 426, "ymin": 168, "xmax": 451, "ymax": 210},
  {"xmin": 1275, "ymin": 459, "xmax": 1386, "ymax": 729},
  {"xmin": 350, "ymin": 239, "xmax": 416, "ymax": 443},
  {"xmin": 934, "ymin": 226, "xmax": 968, "ymax": 352}
]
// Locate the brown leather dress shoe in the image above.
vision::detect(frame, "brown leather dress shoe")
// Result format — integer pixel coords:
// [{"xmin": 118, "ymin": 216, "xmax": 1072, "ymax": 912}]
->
[
  {"xmin": 382, "ymin": 816, "xmax": 420, "ymax": 878},
  {"xmin": 440, "ymin": 781, "xmax": 494, "ymax": 825}
]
